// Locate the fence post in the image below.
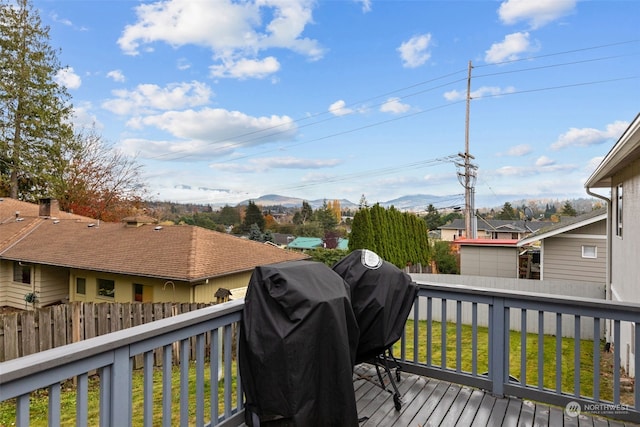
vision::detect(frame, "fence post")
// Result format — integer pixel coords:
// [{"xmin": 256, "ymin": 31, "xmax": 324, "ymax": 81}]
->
[{"xmin": 490, "ymin": 296, "xmax": 506, "ymax": 397}]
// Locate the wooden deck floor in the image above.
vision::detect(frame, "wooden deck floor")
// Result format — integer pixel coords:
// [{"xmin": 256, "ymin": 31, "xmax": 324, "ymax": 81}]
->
[{"xmin": 353, "ymin": 364, "xmax": 640, "ymax": 427}]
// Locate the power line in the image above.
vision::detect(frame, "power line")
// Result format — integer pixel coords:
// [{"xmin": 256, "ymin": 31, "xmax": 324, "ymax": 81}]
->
[{"xmin": 146, "ymin": 46, "xmax": 637, "ymax": 163}]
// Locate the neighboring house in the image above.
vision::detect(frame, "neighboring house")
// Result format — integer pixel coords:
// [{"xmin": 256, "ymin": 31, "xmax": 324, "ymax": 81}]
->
[
  {"xmin": 287, "ymin": 237, "xmax": 349, "ymax": 250},
  {"xmin": 585, "ymin": 112, "xmax": 640, "ymax": 377},
  {"xmin": 517, "ymin": 208, "xmax": 607, "ymax": 285},
  {"xmin": 455, "ymin": 239, "xmax": 520, "ymax": 278},
  {"xmin": 439, "ymin": 218, "xmax": 554, "ymax": 241},
  {"xmin": 0, "ymin": 198, "xmax": 308, "ymax": 310}
]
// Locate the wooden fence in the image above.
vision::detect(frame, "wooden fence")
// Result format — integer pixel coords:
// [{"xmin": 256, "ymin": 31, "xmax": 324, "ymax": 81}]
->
[{"xmin": 0, "ymin": 302, "xmax": 215, "ymax": 364}]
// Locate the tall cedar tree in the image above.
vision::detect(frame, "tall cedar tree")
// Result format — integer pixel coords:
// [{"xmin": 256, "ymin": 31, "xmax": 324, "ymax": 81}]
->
[
  {"xmin": 1, "ymin": 0, "xmax": 74, "ymax": 200},
  {"xmin": 348, "ymin": 203, "xmax": 429, "ymax": 268},
  {"xmin": 348, "ymin": 207, "xmax": 375, "ymax": 251}
]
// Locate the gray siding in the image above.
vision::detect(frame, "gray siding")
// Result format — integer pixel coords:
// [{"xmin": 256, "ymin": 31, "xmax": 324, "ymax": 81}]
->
[
  {"xmin": 542, "ymin": 236, "xmax": 606, "ymax": 284},
  {"xmin": 460, "ymin": 246, "xmax": 518, "ymax": 278}
]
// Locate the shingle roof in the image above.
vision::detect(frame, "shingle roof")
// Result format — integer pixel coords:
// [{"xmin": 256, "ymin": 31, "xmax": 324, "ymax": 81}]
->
[
  {"xmin": 439, "ymin": 218, "xmax": 553, "ymax": 233},
  {"xmin": 0, "ymin": 198, "xmax": 309, "ymax": 282},
  {"xmin": 517, "ymin": 208, "xmax": 607, "ymax": 247},
  {"xmin": 0, "ymin": 197, "xmax": 90, "ymax": 253}
]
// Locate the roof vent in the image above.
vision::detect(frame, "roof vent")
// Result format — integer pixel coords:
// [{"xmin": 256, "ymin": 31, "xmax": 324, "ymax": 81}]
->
[
  {"xmin": 88, "ymin": 223, "xmax": 96, "ymax": 228},
  {"xmin": 154, "ymin": 226, "xmax": 163, "ymax": 231}
]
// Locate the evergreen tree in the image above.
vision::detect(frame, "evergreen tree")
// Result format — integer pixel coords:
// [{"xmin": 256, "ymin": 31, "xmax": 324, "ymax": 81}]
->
[
  {"xmin": 561, "ymin": 201, "xmax": 577, "ymax": 216},
  {"xmin": 1, "ymin": 0, "xmax": 74, "ymax": 200},
  {"xmin": 348, "ymin": 207, "xmax": 375, "ymax": 251},
  {"xmin": 293, "ymin": 200, "xmax": 313, "ymax": 225},
  {"xmin": 314, "ymin": 200, "xmax": 338, "ymax": 232},
  {"xmin": 496, "ymin": 202, "xmax": 516, "ymax": 220},
  {"xmin": 248, "ymin": 223, "xmax": 263, "ymax": 241},
  {"xmin": 218, "ymin": 205, "xmax": 241, "ymax": 226},
  {"xmin": 424, "ymin": 204, "xmax": 442, "ymax": 230},
  {"xmin": 241, "ymin": 201, "xmax": 265, "ymax": 233}
]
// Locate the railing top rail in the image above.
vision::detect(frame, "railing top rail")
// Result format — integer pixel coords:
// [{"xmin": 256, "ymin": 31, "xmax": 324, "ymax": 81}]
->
[
  {"xmin": 416, "ymin": 281, "xmax": 640, "ymax": 314},
  {"xmin": 0, "ymin": 299, "xmax": 244, "ymax": 385}
]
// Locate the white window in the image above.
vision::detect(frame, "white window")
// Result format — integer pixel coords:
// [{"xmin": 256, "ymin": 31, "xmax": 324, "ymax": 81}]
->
[
  {"xmin": 582, "ymin": 245, "xmax": 597, "ymax": 259},
  {"xmin": 616, "ymin": 183, "xmax": 623, "ymax": 237}
]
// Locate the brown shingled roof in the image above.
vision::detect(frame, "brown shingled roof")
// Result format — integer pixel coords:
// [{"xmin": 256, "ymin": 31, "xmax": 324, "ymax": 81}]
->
[
  {"xmin": 0, "ymin": 197, "xmax": 91, "ymax": 253},
  {"xmin": 1, "ymin": 216, "xmax": 309, "ymax": 282}
]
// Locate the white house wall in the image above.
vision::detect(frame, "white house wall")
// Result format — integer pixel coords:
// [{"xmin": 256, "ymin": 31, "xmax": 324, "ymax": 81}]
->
[{"xmin": 611, "ymin": 156, "xmax": 640, "ymax": 377}]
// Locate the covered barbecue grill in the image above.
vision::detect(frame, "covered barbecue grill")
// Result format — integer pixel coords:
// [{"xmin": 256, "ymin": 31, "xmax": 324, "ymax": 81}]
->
[
  {"xmin": 239, "ymin": 260, "xmax": 360, "ymax": 427},
  {"xmin": 332, "ymin": 249, "xmax": 419, "ymax": 410}
]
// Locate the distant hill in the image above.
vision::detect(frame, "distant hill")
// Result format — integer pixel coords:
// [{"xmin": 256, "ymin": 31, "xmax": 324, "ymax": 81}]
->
[{"xmin": 237, "ymin": 194, "xmax": 460, "ymax": 211}]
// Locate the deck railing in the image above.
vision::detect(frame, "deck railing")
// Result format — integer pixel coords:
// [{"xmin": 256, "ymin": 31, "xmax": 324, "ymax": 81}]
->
[
  {"xmin": 1, "ymin": 282, "xmax": 639, "ymax": 425},
  {"xmin": 398, "ymin": 281, "xmax": 640, "ymax": 423},
  {"xmin": 0, "ymin": 299, "xmax": 245, "ymax": 427}
]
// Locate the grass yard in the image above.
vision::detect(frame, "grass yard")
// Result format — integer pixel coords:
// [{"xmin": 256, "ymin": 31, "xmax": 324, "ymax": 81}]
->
[
  {"xmin": 0, "ymin": 361, "xmax": 239, "ymax": 427},
  {"xmin": 398, "ymin": 319, "xmax": 621, "ymax": 403}
]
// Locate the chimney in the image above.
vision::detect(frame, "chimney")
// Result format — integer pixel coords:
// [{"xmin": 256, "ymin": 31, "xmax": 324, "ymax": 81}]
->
[{"xmin": 39, "ymin": 198, "xmax": 60, "ymax": 218}]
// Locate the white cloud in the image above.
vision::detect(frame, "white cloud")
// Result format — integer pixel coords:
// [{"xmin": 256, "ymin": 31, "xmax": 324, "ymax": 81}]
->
[
  {"xmin": 328, "ymin": 100, "xmax": 353, "ymax": 116},
  {"xmin": 72, "ymin": 102, "xmax": 102, "ymax": 130},
  {"xmin": 102, "ymin": 81, "xmax": 213, "ymax": 115},
  {"xmin": 214, "ymin": 156, "xmax": 341, "ymax": 172},
  {"xmin": 106, "ymin": 70, "xmax": 126, "ymax": 82},
  {"xmin": 551, "ymin": 120, "xmax": 628, "ymax": 150},
  {"xmin": 485, "ymin": 32, "xmax": 536, "ymax": 63},
  {"xmin": 498, "ymin": 0, "xmax": 577, "ymax": 29},
  {"xmin": 397, "ymin": 33, "xmax": 432, "ymax": 68},
  {"xmin": 210, "ymin": 56, "xmax": 280, "ymax": 79},
  {"xmin": 355, "ymin": 0, "xmax": 372, "ymax": 13},
  {"xmin": 535, "ymin": 156, "xmax": 555, "ymax": 167},
  {"xmin": 117, "ymin": 0, "xmax": 323, "ymax": 79},
  {"xmin": 585, "ymin": 156, "xmax": 605, "ymax": 174},
  {"xmin": 444, "ymin": 86, "xmax": 515, "ymax": 101},
  {"xmin": 55, "ymin": 67, "xmax": 81, "ymax": 89},
  {"xmin": 496, "ymin": 144, "xmax": 532, "ymax": 157},
  {"xmin": 379, "ymin": 97, "xmax": 410, "ymax": 114},
  {"xmin": 136, "ymin": 108, "xmax": 297, "ymax": 148}
]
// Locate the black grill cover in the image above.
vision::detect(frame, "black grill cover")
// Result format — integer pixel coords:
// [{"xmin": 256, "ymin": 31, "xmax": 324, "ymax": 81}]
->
[
  {"xmin": 332, "ymin": 250, "xmax": 418, "ymax": 364},
  {"xmin": 239, "ymin": 260, "xmax": 360, "ymax": 427}
]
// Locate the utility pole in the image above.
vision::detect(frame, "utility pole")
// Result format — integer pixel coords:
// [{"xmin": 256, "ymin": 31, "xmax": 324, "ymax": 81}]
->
[{"xmin": 457, "ymin": 60, "xmax": 478, "ymax": 239}]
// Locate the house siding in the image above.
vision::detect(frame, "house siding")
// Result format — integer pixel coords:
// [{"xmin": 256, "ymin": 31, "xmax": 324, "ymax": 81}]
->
[
  {"xmin": 460, "ymin": 246, "xmax": 518, "ymax": 278},
  {"xmin": 192, "ymin": 271, "xmax": 253, "ymax": 303},
  {"xmin": 542, "ymin": 236, "xmax": 606, "ymax": 284},
  {"xmin": 36, "ymin": 265, "xmax": 70, "ymax": 306},
  {"xmin": 611, "ymin": 157, "xmax": 640, "ymax": 377},
  {"xmin": 70, "ymin": 270, "xmax": 191, "ymax": 304},
  {"xmin": 0, "ymin": 260, "xmax": 34, "ymax": 310}
]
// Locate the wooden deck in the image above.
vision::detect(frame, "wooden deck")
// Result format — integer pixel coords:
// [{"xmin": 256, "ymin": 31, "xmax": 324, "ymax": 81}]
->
[{"xmin": 352, "ymin": 364, "xmax": 640, "ymax": 427}]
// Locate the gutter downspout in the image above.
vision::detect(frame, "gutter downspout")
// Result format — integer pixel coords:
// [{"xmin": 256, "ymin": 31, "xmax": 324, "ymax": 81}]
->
[{"xmin": 586, "ymin": 186, "xmax": 612, "ymax": 343}]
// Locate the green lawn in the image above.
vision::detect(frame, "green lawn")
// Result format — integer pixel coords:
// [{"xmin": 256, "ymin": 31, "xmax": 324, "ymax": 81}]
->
[{"xmin": 398, "ymin": 319, "xmax": 616, "ymax": 401}]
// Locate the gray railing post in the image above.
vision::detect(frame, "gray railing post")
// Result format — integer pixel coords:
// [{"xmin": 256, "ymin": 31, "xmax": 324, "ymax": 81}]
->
[
  {"xmin": 490, "ymin": 296, "xmax": 506, "ymax": 397},
  {"xmin": 110, "ymin": 346, "xmax": 132, "ymax": 426}
]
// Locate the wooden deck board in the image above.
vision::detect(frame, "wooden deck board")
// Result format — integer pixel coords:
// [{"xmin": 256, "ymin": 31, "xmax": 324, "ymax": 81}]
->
[
  {"xmin": 352, "ymin": 364, "xmax": 640, "ymax": 427},
  {"xmin": 238, "ymin": 364, "xmax": 640, "ymax": 426}
]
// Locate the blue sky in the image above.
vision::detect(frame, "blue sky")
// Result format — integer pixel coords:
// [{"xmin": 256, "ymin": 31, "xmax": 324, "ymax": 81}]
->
[{"xmin": 38, "ymin": 0, "xmax": 639, "ymax": 209}]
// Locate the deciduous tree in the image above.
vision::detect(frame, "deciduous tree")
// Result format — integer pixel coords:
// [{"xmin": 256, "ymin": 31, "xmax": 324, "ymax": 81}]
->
[{"xmin": 53, "ymin": 127, "xmax": 146, "ymax": 221}]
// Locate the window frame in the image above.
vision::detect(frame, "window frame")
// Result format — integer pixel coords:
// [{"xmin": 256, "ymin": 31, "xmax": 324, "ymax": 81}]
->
[
  {"xmin": 97, "ymin": 278, "xmax": 115, "ymax": 299},
  {"xmin": 13, "ymin": 262, "xmax": 31, "ymax": 285},
  {"xmin": 76, "ymin": 277, "xmax": 86, "ymax": 295},
  {"xmin": 616, "ymin": 183, "xmax": 623, "ymax": 238},
  {"xmin": 581, "ymin": 245, "xmax": 597, "ymax": 259}
]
